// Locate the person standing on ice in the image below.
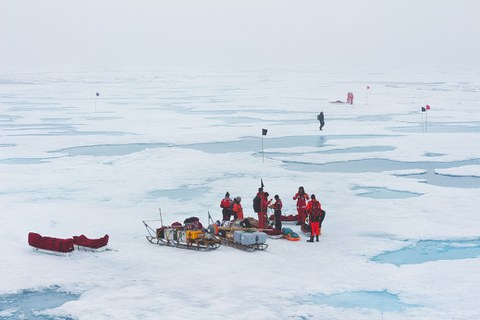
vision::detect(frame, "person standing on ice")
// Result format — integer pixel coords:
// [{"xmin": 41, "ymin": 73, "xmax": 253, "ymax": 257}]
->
[
  {"xmin": 293, "ymin": 186, "xmax": 309, "ymax": 225},
  {"xmin": 305, "ymin": 194, "xmax": 325, "ymax": 242},
  {"xmin": 269, "ymin": 194, "xmax": 283, "ymax": 231},
  {"xmin": 232, "ymin": 196, "xmax": 244, "ymax": 220},
  {"xmin": 257, "ymin": 192, "xmax": 271, "ymax": 229},
  {"xmin": 317, "ymin": 111, "xmax": 325, "ymax": 131},
  {"xmin": 347, "ymin": 92, "xmax": 354, "ymax": 104},
  {"xmin": 220, "ymin": 192, "xmax": 233, "ymax": 222}
]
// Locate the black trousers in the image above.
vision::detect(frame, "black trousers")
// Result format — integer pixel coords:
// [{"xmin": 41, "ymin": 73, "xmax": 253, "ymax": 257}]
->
[{"xmin": 274, "ymin": 209, "xmax": 282, "ymax": 230}]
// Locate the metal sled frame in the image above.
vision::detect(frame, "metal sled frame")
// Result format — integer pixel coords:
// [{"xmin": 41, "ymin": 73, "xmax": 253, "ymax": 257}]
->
[
  {"xmin": 74, "ymin": 245, "xmax": 109, "ymax": 252},
  {"xmin": 218, "ymin": 237, "xmax": 268, "ymax": 252},
  {"xmin": 143, "ymin": 219, "xmax": 221, "ymax": 251},
  {"xmin": 30, "ymin": 247, "xmax": 72, "ymax": 256}
]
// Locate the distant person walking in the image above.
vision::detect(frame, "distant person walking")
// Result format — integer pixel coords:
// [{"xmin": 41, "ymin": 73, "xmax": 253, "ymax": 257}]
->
[{"xmin": 317, "ymin": 112, "xmax": 325, "ymax": 131}]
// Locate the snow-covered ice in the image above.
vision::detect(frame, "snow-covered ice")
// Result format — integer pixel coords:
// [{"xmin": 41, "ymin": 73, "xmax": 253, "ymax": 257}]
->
[{"xmin": 1, "ymin": 68, "xmax": 480, "ymax": 320}]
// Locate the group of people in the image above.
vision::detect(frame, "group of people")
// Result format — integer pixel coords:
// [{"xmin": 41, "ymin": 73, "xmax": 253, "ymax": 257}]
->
[
  {"xmin": 252, "ymin": 188, "xmax": 283, "ymax": 230},
  {"xmin": 318, "ymin": 91, "xmax": 356, "ymax": 131},
  {"xmin": 346, "ymin": 92, "xmax": 354, "ymax": 104},
  {"xmin": 220, "ymin": 192, "xmax": 244, "ymax": 221},
  {"xmin": 293, "ymin": 186, "xmax": 325, "ymax": 242},
  {"xmin": 220, "ymin": 185, "xmax": 326, "ymax": 242}
]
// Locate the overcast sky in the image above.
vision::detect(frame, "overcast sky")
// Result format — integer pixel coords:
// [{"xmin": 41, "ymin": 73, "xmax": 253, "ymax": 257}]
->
[{"xmin": 1, "ymin": 0, "xmax": 479, "ymax": 72}]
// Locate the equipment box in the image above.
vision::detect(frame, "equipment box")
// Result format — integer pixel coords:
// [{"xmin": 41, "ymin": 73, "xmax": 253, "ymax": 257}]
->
[
  {"xmin": 254, "ymin": 231, "xmax": 267, "ymax": 244},
  {"xmin": 158, "ymin": 228, "xmax": 181, "ymax": 241},
  {"xmin": 240, "ymin": 232, "xmax": 257, "ymax": 245},
  {"xmin": 156, "ymin": 228, "xmax": 164, "ymax": 239},
  {"xmin": 233, "ymin": 230, "xmax": 244, "ymax": 243},
  {"xmin": 186, "ymin": 230, "xmax": 202, "ymax": 240}
]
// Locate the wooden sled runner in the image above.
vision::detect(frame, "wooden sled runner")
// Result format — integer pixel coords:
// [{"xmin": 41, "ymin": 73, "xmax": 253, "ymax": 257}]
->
[{"xmin": 142, "ymin": 210, "xmax": 221, "ymax": 251}]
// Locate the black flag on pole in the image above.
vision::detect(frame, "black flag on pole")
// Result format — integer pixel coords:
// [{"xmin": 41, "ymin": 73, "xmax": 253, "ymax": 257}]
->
[
  {"xmin": 421, "ymin": 107, "xmax": 426, "ymax": 112},
  {"xmin": 262, "ymin": 128, "xmax": 268, "ymax": 136},
  {"xmin": 96, "ymin": 92, "xmax": 100, "ymax": 97}
]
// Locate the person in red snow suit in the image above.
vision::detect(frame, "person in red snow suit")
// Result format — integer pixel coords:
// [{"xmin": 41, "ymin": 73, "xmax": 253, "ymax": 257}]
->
[
  {"xmin": 258, "ymin": 191, "xmax": 271, "ymax": 229},
  {"xmin": 269, "ymin": 194, "xmax": 283, "ymax": 231},
  {"xmin": 232, "ymin": 196, "xmax": 244, "ymax": 220},
  {"xmin": 305, "ymin": 194, "xmax": 325, "ymax": 242},
  {"xmin": 220, "ymin": 192, "xmax": 233, "ymax": 222},
  {"xmin": 293, "ymin": 186, "xmax": 309, "ymax": 225},
  {"xmin": 347, "ymin": 92, "xmax": 354, "ymax": 105}
]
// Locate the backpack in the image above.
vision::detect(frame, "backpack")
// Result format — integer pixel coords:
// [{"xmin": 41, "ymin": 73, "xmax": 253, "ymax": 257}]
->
[
  {"xmin": 240, "ymin": 218, "xmax": 252, "ymax": 228},
  {"xmin": 310, "ymin": 202, "xmax": 322, "ymax": 222},
  {"xmin": 253, "ymin": 195, "xmax": 261, "ymax": 213}
]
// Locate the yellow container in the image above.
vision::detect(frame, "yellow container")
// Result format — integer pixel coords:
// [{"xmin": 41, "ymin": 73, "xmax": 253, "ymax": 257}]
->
[{"xmin": 186, "ymin": 230, "xmax": 203, "ymax": 240}]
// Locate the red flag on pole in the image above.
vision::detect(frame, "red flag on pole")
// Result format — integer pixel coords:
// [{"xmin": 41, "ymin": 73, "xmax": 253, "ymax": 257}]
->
[{"xmin": 426, "ymin": 105, "xmax": 430, "ymax": 110}]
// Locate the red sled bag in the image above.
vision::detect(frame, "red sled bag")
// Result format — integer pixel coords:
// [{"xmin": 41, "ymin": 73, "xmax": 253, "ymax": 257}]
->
[
  {"xmin": 28, "ymin": 232, "xmax": 74, "ymax": 253},
  {"xmin": 73, "ymin": 234, "xmax": 109, "ymax": 249}
]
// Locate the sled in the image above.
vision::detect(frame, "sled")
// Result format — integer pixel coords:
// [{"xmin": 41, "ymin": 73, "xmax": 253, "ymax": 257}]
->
[
  {"xmin": 266, "ymin": 228, "xmax": 300, "ymax": 241},
  {"xmin": 269, "ymin": 214, "xmax": 298, "ymax": 224},
  {"xmin": 208, "ymin": 215, "xmax": 268, "ymax": 252},
  {"xmin": 217, "ymin": 232, "xmax": 268, "ymax": 252},
  {"xmin": 142, "ymin": 211, "xmax": 221, "ymax": 251},
  {"xmin": 301, "ymin": 223, "xmax": 311, "ymax": 235},
  {"xmin": 283, "ymin": 234, "xmax": 300, "ymax": 241},
  {"xmin": 281, "ymin": 227, "xmax": 301, "ymax": 241},
  {"xmin": 264, "ymin": 228, "xmax": 283, "ymax": 239},
  {"xmin": 28, "ymin": 232, "xmax": 74, "ymax": 255},
  {"xmin": 73, "ymin": 234, "xmax": 109, "ymax": 252}
]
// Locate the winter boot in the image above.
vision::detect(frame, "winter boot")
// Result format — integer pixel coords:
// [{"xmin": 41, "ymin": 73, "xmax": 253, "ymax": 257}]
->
[
  {"xmin": 307, "ymin": 236, "xmax": 314, "ymax": 242},
  {"xmin": 316, "ymin": 236, "xmax": 319, "ymax": 242}
]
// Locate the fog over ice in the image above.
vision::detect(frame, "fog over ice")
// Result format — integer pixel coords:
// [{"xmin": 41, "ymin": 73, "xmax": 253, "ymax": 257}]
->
[{"xmin": 1, "ymin": 0, "xmax": 480, "ymax": 72}]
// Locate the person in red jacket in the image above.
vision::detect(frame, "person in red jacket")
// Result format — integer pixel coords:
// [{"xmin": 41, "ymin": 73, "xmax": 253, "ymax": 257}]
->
[
  {"xmin": 269, "ymin": 194, "xmax": 283, "ymax": 231},
  {"xmin": 293, "ymin": 186, "xmax": 309, "ymax": 225},
  {"xmin": 258, "ymin": 191, "xmax": 271, "ymax": 229},
  {"xmin": 232, "ymin": 196, "xmax": 244, "ymax": 220},
  {"xmin": 220, "ymin": 192, "xmax": 233, "ymax": 222},
  {"xmin": 347, "ymin": 92, "xmax": 354, "ymax": 104},
  {"xmin": 305, "ymin": 194, "xmax": 325, "ymax": 242}
]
